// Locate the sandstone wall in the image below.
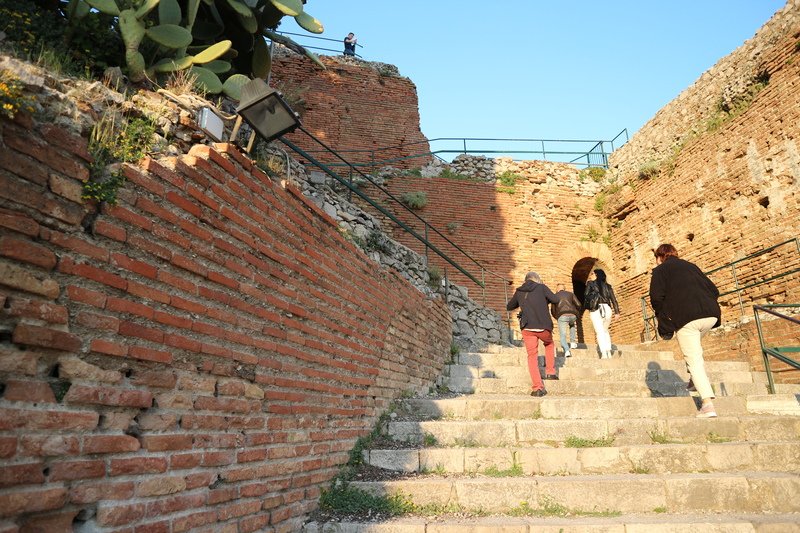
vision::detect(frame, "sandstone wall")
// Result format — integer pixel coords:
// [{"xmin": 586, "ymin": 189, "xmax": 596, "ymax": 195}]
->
[
  {"xmin": 361, "ymin": 161, "xmax": 611, "ymax": 343},
  {"xmin": 606, "ymin": 1, "xmax": 800, "ymax": 345},
  {"xmin": 0, "ymin": 113, "xmax": 451, "ymax": 531},
  {"xmin": 270, "ymin": 53, "xmax": 432, "ymax": 171}
]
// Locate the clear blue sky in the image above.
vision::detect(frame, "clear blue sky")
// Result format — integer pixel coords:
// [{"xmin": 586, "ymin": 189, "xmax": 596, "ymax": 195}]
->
[{"xmin": 285, "ymin": 1, "xmax": 786, "ymax": 146}]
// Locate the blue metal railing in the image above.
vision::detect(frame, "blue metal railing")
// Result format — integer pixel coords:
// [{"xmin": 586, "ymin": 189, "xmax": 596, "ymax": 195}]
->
[{"xmin": 297, "ymin": 130, "xmax": 630, "ymax": 170}]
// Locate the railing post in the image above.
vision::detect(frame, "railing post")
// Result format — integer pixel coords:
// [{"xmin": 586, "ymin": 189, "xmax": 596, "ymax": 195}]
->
[
  {"xmin": 503, "ymin": 280, "xmax": 510, "ymax": 331},
  {"xmin": 462, "ymin": 139, "xmax": 467, "ymax": 154},
  {"xmin": 541, "ymin": 140, "xmax": 546, "ymax": 161},
  {"xmin": 641, "ymin": 297, "xmax": 652, "ymax": 341},
  {"xmin": 730, "ymin": 264, "xmax": 745, "ymax": 316},
  {"xmin": 444, "ymin": 266, "xmax": 449, "ymax": 304},
  {"xmin": 347, "ymin": 166, "xmax": 353, "ymax": 202},
  {"xmin": 753, "ymin": 307, "xmax": 776, "ymax": 394},
  {"xmin": 424, "ymin": 224, "xmax": 429, "ymax": 262},
  {"xmin": 481, "ymin": 269, "xmax": 486, "ymax": 306}
]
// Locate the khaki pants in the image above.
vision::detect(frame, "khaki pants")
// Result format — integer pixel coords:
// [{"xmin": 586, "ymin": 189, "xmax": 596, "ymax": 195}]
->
[{"xmin": 675, "ymin": 316, "xmax": 718, "ymax": 400}]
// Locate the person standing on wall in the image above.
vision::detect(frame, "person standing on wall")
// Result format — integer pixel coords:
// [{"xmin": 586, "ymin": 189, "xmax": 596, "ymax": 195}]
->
[
  {"xmin": 649, "ymin": 243, "xmax": 721, "ymax": 418},
  {"xmin": 507, "ymin": 271, "xmax": 560, "ymax": 396},
  {"xmin": 550, "ymin": 283, "xmax": 581, "ymax": 358},
  {"xmin": 584, "ymin": 268, "xmax": 619, "ymax": 359},
  {"xmin": 343, "ymin": 32, "xmax": 357, "ymax": 56}
]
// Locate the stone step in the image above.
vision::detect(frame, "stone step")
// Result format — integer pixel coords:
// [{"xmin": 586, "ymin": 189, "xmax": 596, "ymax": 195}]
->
[
  {"xmin": 457, "ymin": 353, "xmax": 752, "ymax": 373},
  {"xmin": 748, "ymin": 394, "xmax": 800, "ymax": 416},
  {"xmin": 446, "ymin": 364, "xmax": 765, "ymax": 385},
  {"xmin": 348, "ymin": 472, "xmax": 800, "ymax": 514},
  {"xmin": 398, "ymin": 396, "xmax": 750, "ymax": 420},
  {"xmin": 386, "ymin": 415, "xmax": 800, "ymax": 447},
  {"xmin": 304, "ymin": 513, "xmax": 800, "ymax": 532},
  {"xmin": 441, "ymin": 375, "xmax": 779, "ymax": 397},
  {"xmin": 364, "ymin": 441, "xmax": 800, "ymax": 476}
]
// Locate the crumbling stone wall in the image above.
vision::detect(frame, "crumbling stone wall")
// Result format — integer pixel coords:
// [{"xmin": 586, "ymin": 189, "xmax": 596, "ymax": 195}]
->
[{"xmin": 0, "ymin": 112, "xmax": 451, "ymax": 532}]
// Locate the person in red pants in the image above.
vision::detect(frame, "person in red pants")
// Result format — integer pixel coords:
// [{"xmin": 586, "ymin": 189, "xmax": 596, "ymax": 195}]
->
[{"xmin": 507, "ymin": 271, "xmax": 560, "ymax": 396}]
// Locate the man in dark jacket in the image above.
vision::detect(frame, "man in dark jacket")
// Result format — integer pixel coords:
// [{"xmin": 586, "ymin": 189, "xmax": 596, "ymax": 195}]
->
[
  {"xmin": 507, "ymin": 271, "xmax": 559, "ymax": 396},
  {"xmin": 649, "ymin": 244, "xmax": 721, "ymax": 418},
  {"xmin": 550, "ymin": 284, "xmax": 581, "ymax": 358}
]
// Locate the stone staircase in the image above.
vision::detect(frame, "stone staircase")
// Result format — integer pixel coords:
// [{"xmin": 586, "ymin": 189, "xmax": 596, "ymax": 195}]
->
[{"xmin": 305, "ymin": 344, "xmax": 800, "ymax": 532}]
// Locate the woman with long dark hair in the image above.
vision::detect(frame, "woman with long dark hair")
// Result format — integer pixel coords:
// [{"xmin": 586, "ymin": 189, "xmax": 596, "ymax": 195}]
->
[{"xmin": 584, "ymin": 268, "xmax": 619, "ymax": 359}]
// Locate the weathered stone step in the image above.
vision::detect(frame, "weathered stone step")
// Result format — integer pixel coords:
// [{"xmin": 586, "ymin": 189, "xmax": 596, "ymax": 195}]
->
[
  {"xmin": 442, "ymin": 375, "xmax": 779, "ymax": 397},
  {"xmin": 304, "ymin": 513, "xmax": 800, "ymax": 532},
  {"xmin": 399, "ymin": 395, "xmax": 750, "ymax": 420},
  {"xmin": 348, "ymin": 472, "xmax": 800, "ymax": 514},
  {"xmin": 386, "ymin": 415, "xmax": 800, "ymax": 447},
  {"xmin": 748, "ymin": 394, "xmax": 800, "ymax": 416},
  {"xmin": 364, "ymin": 441, "xmax": 800, "ymax": 475},
  {"xmin": 457, "ymin": 352, "xmax": 751, "ymax": 373},
  {"xmin": 446, "ymin": 364, "xmax": 765, "ymax": 385}
]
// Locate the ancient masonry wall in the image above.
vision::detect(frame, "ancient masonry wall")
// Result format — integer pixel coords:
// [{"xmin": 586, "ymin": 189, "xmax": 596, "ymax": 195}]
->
[
  {"xmin": 606, "ymin": 0, "xmax": 800, "ymax": 360},
  {"xmin": 0, "ymin": 114, "xmax": 452, "ymax": 531},
  {"xmin": 270, "ymin": 54, "xmax": 432, "ymax": 170},
  {"xmin": 365, "ymin": 162, "xmax": 609, "ymax": 341}
]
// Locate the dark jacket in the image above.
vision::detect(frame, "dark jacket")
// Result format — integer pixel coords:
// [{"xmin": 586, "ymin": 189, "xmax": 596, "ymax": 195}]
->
[
  {"xmin": 550, "ymin": 290, "xmax": 581, "ymax": 319},
  {"xmin": 585, "ymin": 280, "xmax": 620, "ymax": 314},
  {"xmin": 649, "ymin": 256, "xmax": 721, "ymax": 337},
  {"xmin": 507, "ymin": 280, "xmax": 558, "ymax": 330}
]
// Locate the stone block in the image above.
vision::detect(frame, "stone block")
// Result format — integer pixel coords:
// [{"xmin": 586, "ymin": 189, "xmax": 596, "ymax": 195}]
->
[
  {"xmin": 420, "ymin": 448, "xmax": 464, "ymax": 473},
  {"xmin": 664, "ymin": 475, "xmax": 753, "ymax": 512},
  {"xmin": 367, "ymin": 449, "xmax": 419, "ymax": 472}
]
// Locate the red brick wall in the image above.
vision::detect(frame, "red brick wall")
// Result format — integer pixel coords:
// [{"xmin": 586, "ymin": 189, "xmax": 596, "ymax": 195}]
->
[
  {"xmin": 0, "ymin": 114, "xmax": 451, "ymax": 531},
  {"xmin": 270, "ymin": 54, "xmax": 432, "ymax": 170}
]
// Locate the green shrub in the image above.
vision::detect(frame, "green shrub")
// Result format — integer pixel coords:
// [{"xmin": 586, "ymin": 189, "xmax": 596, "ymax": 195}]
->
[
  {"xmin": 637, "ymin": 161, "xmax": 660, "ymax": 180},
  {"xmin": 438, "ymin": 168, "xmax": 477, "ymax": 181},
  {"xmin": 497, "ymin": 170, "xmax": 521, "ymax": 187},
  {"xmin": 594, "ymin": 192, "xmax": 607, "ymax": 213},
  {"xmin": 83, "ymin": 111, "xmax": 157, "ymax": 204},
  {"xmin": 427, "ymin": 265, "xmax": 442, "ymax": 288},
  {"xmin": 319, "ymin": 484, "xmax": 413, "ymax": 516},
  {"xmin": 586, "ymin": 167, "xmax": 606, "ymax": 182},
  {"xmin": 401, "ymin": 191, "xmax": 428, "ymax": 209}
]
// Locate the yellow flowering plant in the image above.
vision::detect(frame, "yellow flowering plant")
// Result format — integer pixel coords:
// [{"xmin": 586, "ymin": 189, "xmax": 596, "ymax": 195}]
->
[{"xmin": 0, "ymin": 70, "xmax": 35, "ymax": 120}]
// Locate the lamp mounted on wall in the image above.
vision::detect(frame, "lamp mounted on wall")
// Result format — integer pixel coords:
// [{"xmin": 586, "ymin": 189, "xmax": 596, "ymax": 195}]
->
[{"xmin": 230, "ymin": 78, "xmax": 301, "ymax": 152}]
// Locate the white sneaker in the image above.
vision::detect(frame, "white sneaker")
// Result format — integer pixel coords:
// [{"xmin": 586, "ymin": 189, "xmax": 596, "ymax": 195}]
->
[
  {"xmin": 564, "ymin": 350, "xmax": 572, "ymax": 358},
  {"xmin": 570, "ymin": 342, "xmax": 578, "ymax": 349}
]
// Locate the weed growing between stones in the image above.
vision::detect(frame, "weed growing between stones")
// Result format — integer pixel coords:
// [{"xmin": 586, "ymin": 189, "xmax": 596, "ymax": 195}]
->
[
  {"xmin": 564, "ymin": 435, "xmax": 616, "ymax": 448},
  {"xmin": 648, "ymin": 428, "xmax": 681, "ymax": 445},
  {"xmin": 483, "ymin": 452, "xmax": 523, "ymax": 477},
  {"xmin": 707, "ymin": 432, "xmax": 732, "ymax": 443},
  {"xmin": 400, "ymin": 191, "xmax": 428, "ymax": 209},
  {"xmin": 509, "ymin": 496, "xmax": 621, "ymax": 518}
]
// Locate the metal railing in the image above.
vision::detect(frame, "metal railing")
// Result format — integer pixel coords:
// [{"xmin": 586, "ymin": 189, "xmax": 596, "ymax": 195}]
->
[
  {"xmin": 274, "ymin": 30, "xmax": 364, "ymax": 58},
  {"xmin": 297, "ymin": 131, "xmax": 630, "ymax": 170},
  {"xmin": 640, "ymin": 237, "xmax": 800, "ymax": 341},
  {"xmin": 753, "ymin": 304, "xmax": 800, "ymax": 394},
  {"xmin": 277, "ymin": 126, "xmax": 514, "ymax": 327}
]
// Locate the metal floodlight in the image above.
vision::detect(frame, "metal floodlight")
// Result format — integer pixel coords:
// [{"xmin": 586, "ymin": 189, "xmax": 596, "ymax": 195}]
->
[{"xmin": 235, "ymin": 78, "xmax": 300, "ymax": 144}]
